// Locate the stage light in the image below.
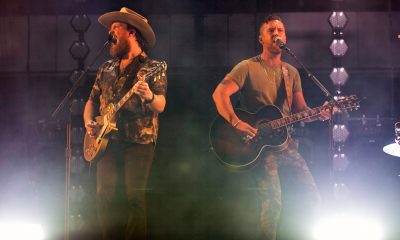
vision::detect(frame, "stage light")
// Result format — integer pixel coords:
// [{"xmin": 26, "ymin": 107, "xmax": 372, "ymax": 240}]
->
[
  {"xmin": 71, "ymin": 148, "xmax": 86, "ymax": 174},
  {"xmin": 70, "ymin": 185, "xmax": 86, "ymax": 202},
  {"xmin": 70, "ymin": 98, "xmax": 85, "ymax": 115},
  {"xmin": 383, "ymin": 122, "xmax": 400, "ymax": 157},
  {"xmin": 328, "ymin": 11, "xmax": 348, "ymax": 30},
  {"xmin": 69, "ymin": 69, "xmax": 87, "ymax": 86},
  {"xmin": 0, "ymin": 222, "xmax": 45, "ymax": 240},
  {"xmin": 329, "ymin": 39, "xmax": 348, "ymax": 56},
  {"xmin": 69, "ymin": 41, "xmax": 90, "ymax": 60},
  {"xmin": 70, "ymin": 14, "xmax": 91, "ymax": 33},
  {"xmin": 71, "ymin": 127, "xmax": 85, "ymax": 144},
  {"xmin": 330, "ymin": 67, "xmax": 349, "ymax": 86},
  {"xmin": 313, "ymin": 213, "xmax": 383, "ymax": 240},
  {"xmin": 333, "ymin": 182, "xmax": 350, "ymax": 201},
  {"xmin": 332, "ymin": 124, "xmax": 349, "ymax": 142},
  {"xmin": 333, "ymin": 153, "xmax": 349, "ymax": 171},
  {"xmin": 69, "ymin": 214, "xmax": 84, "ymax": 231},
  {"xmin": 395, "ymin": 122, "xmax": 400, "ymax": 143}
]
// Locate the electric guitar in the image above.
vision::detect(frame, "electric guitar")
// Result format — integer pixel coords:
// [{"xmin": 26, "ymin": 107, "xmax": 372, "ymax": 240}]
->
[
  {"xmin": 209, "ymin": 95, "xmax": 360, "ymax": 170},
  {"xmin": 83, "ymin": 61, "xmax": 167, "ymax": 162}
]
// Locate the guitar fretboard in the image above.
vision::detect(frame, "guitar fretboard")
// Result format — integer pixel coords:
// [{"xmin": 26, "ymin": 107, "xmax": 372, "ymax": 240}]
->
[
  {"xmin": 257, "ymin": 95, "xmax": 358, "ymax": 130},
  {"xmin": 268, "ymin": 106, "xmax": 324, "ymax": 129}
]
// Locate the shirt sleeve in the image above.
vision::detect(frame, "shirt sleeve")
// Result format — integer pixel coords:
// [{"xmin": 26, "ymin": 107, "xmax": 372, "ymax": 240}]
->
[
  {"xmin": 284, "ymin": 63, "xmax": 302, "ymax": 94},
  {"xmin": 88, "ymin": 67, "xmax": 103, "ymax": 104},
  {"xmin": 225, "ymin": 60, "xmax": 249, "ymax": 89},
  {"xmin": 147, "ymin": 61, "xmax": 167, "ymax": 96}
]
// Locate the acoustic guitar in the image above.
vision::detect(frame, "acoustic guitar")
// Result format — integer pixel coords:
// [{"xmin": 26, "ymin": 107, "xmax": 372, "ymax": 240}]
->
[{"xmin": 209, "ymin": 95, "xmax": 360, "ymax": 170}]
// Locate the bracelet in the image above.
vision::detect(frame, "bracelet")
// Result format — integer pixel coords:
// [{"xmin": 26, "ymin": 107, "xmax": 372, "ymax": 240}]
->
[
  {"xmin": 144, "ymin": 92, "xmax": 155, "ymax": 104},
  {"xmin": 233, "ymin": 120, "xmax": 241, "ymax": 128}
]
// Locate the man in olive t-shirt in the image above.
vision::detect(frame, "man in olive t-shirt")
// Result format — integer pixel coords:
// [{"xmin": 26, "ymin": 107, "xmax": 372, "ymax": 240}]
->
[{"xmin": 212, "ymin": 15, "xmax": 331, "ymax": 240}]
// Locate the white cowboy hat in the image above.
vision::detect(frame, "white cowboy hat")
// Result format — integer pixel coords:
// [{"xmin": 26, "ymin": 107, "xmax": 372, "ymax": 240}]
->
[{"xmin": 98, "ymin": 7, "xmax": 156, "ymax": 48}]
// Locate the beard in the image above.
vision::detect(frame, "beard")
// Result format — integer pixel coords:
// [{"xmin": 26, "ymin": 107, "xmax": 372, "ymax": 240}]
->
[
  {"xmin": 268, "ymin": 44, "xmax": 283, "ymax": 55},
  {"xmin": 268, "ymin": 46, "xmax": 283, "ymax": 55},
  {"xmin": 109, "ymin": 36, "xmax": 130, "ymax": 59}
]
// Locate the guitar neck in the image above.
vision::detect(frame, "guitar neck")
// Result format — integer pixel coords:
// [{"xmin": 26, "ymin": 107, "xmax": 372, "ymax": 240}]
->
[
  {"xmin": 114, "ymin": 87, "xmax": 137, "ymax": 114},
  {"xmin": 269, "ymin": 106, "xmax": 324, "ymax": 129},
  {"xmin": 103, "ymin": 62, "xmax": 165, "ymax": 120}
]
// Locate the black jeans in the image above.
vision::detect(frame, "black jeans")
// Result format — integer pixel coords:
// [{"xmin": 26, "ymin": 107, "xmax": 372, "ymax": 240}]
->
[{"xmin": 96, "ymin": 140, "xmax": 154, "ymax": 240}]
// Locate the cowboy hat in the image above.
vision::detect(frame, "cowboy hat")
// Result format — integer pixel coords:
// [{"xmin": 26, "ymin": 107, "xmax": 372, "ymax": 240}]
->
[{"xmin": 98, "ymin": 7, "xmax": 156, "ymax": 48}]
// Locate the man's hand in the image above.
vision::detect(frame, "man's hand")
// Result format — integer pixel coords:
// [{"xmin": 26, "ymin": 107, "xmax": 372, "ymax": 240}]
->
[
  {"xmin": 85, "ymin": 120, "xmax": 100, "ymax": 138},
  {"xmin": 319, "ymin": 101, "xmax": 334, "ymax": 121},
  {"xmin": 133, "ymin": 80, "xmax": 154, "ymax": 102},
  {"xmin": 234, "ymin": 120, "xmax": 258, "ymax": 140}
]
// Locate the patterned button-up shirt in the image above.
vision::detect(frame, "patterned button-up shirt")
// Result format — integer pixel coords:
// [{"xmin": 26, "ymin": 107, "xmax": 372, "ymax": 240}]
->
[{"xmin": 88, "ymin": 56, "xmax": 167, "ymax": 144}]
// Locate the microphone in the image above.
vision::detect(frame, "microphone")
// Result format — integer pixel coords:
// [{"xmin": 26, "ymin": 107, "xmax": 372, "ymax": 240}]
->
[
  {"xmin": 108, "ymin": 33, "xmax": 117, "ymax": 44},
  {"xmin": 273, "ymin": 36, "xmax": 285, "ymax": 49}
]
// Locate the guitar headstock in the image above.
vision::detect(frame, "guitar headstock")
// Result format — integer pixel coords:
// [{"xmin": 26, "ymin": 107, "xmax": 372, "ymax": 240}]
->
[
  {"xmin": 139, "ymin": 61, "xmax": 167, "ymax": 81},
  {"xmin": 333, "ymin": 95, "xmax": 361, "ymax": 112}
]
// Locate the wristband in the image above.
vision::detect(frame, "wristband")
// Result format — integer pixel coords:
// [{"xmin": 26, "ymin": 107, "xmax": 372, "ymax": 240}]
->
[
  {"xmin": 233, "ymin": 120, "xmax": 241, "ymax": 128},
  {"xmin": 144, "ymin": 92, "xmax": 155, "ymax": 104}
]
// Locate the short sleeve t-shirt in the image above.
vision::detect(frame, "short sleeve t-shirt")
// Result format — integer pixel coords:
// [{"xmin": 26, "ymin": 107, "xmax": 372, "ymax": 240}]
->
[{"xmin": 226, "ymin": 56, "xmax": 302, "ymax": 117}]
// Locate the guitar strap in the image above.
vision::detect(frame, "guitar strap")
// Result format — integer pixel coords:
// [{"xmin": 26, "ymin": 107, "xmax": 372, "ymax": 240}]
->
[
  {"xmin": 281, "ymin": 63, "xmax": 292, "ymax": 113},
  {"xmin": 116, "ymin": 55, "xmax": 148, "ymax": 96}
]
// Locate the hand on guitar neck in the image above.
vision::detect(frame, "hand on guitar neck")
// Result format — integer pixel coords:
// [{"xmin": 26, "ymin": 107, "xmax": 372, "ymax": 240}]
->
[
  {"xmin": 318, "ymin": 101, "xmax": 332, "ymax": 121},
  {"xmin": 133, "ymin": 78, "xmax": 154, "ymax": 103}
]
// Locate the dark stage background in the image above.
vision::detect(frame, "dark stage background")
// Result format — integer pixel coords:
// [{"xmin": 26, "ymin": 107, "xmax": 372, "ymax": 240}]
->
[{"xmin": 1, "ymin": 0, "xmax": 400, "ymax": 239}]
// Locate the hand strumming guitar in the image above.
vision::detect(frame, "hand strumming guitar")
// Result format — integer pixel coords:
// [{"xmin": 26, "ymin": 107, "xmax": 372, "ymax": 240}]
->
[
  {"xmin": 85, "ymin": 119, "xmax": 100, "ymax": 138},
  {"xmin": 233, "ymin": 119, "xmax": 258, "ymax": 140}
]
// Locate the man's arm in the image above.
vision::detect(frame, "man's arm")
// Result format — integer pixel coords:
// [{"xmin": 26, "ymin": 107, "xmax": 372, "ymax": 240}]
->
[
  {"xmin": 83, "ymin": 100, "xmax": 98, "ymax": 124},
  {"xmin": 83, "ymin": 100, "xmax": 100, "ymax": 137},
  {"xmin": 292, "ymin": 91, "xmax": 309, "ymax": 113},
  {"xmin": 147, "ymin": 93, "xmax": 166, "ymax": 113},
  {"xmin": 134, "ymin": 81, "xmax": 166, "ymax": 113},
  {"xmin": 212, "ymin": 77, "xmax": 257, "ymax": 137},
  {"xmin": 212, "ymin": 77, "xmax": 240, "ymax": 125}
]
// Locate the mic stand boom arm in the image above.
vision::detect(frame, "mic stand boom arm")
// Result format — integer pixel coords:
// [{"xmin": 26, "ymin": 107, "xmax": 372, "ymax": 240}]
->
[
  {"xmin": 281, "ymin": 43, "xmax": 341, "ymax": 200},
  {"xmin": 52, "ymin": 40, "xmax": 112, "ymax": 118},
  {"xmin": 281, "ymin": 45, "xmax": 343, "ymax": 110}
]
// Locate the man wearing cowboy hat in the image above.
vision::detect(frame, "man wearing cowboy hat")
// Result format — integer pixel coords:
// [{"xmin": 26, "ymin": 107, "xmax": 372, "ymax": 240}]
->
[{"xmin": 84, "ymin": 7, "xmax": 167, "ymax": 239}]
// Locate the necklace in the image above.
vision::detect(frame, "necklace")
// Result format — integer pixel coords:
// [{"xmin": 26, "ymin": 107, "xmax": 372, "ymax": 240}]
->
[{"xmin": 258, "ymin": 55, "xmax": 282, "ymax": 84}]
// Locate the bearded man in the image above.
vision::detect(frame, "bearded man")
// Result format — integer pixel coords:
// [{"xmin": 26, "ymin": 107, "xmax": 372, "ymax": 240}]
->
[{"xmin": 83, "ymin": 7, "xmax": 167, "ymax": 240}]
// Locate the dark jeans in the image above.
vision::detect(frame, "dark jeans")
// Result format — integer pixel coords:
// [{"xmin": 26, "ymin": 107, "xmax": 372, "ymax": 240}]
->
[{"xmin": 96, "ymin": 140, "xmax": 154, "ymax": 240}]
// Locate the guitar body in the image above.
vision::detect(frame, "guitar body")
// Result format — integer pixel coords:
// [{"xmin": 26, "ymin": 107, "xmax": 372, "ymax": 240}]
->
[
  {"xmin": 209, "ymin": 105, "xmax": 289, "ymax": 170},
  {"xmin": 83, "ymin": 132, "xmax": 109, "ymax": 162},
  {"xmin": 83, "ymin": 115, "xmax": 116, "ymax": 162}
]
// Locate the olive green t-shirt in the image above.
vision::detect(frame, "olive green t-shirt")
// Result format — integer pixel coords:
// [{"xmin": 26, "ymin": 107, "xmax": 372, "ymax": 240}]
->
[{"xmin": 226, "ymin": 55, "xmax": 302, "ymax": 117}]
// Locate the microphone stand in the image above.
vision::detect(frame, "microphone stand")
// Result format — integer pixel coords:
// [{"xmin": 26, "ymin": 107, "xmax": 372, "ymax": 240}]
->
[
  {"xmin": 51, "ymin": 39, "xmax": 112, "ymax": 240},
  {"xmin": 280, "ymin": 44, "xmax": 339, "ymax": 107},
  {"xmin": 280, "ymin": 43, "xmax": 340, "ymax": 199}
]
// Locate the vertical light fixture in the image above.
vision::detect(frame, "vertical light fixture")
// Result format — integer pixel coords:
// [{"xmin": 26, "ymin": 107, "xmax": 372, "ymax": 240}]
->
[
  {"xmin": 328, "ymin": 9, "xmax": 350, "ymax": 202},
  {"xmin": 67, "ymin": 2, "xmax": 91, "ymax": 239}
]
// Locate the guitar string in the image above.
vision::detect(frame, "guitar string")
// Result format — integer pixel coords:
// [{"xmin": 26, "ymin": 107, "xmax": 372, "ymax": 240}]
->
[{"xmin": 258, "ymin": 101, "xmax": 354, "ymax": 130}]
